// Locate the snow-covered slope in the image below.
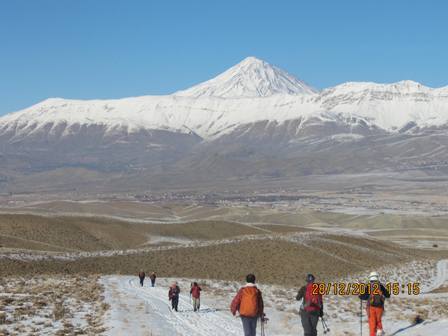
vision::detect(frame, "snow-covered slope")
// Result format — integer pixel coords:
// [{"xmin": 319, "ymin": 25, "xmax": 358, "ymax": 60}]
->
[
  {"xmin": 0, "ymin": 94, "xmax": 321, "ymax": 140},
  {"xmin": 319, "ymin": 80, "xmax": 448, "ymax": 130},
  {"xmin": 1, "ymin": 57, "xmax": 448, "ymax": 141},
  {"xmin": 175, "ymin": 56, "xmax": 316, "ymax": 97},
  {"xmin": 101, "ymin": 266, "xmax": 448, "ymax": 336}
]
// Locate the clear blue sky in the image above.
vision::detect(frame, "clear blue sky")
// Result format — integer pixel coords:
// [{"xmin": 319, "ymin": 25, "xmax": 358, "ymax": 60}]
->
[{"xmin": 1, "ymin": 0, "xmax": 447, "ymax": 116}]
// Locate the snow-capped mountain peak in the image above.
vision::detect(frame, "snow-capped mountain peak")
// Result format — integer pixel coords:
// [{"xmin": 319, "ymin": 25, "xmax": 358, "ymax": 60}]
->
[
  {"xmin": 1, "ymin": 57, "xmax": 448, "ymax": 142},
  {"xmin": 175, "ymin": 56, "xmax": 317, "ymax": 98}
]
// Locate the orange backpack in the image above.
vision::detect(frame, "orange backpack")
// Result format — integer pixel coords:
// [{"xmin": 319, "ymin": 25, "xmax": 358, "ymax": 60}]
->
[{"xmin": 239, "ymin": 287, "xmax": 260, "ymax": 317}]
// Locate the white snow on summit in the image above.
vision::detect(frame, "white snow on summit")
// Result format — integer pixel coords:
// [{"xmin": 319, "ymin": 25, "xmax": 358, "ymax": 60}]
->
[
  {"xmin": 318, "ymin": 80, "xmax": 448, "ymax": 130},
  {"xmin": 1, "ymin": 57, "xmax": 448, "ymax": 140},
  {"xmin": 175, "ymin": 56, "xmax": 317, "ymax": 98}
]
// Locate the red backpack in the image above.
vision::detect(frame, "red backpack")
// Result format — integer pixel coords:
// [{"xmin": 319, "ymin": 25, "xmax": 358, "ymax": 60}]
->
[
  {"xmin": 303, "ymin": 283, "xmax": 322, "ymax": 312},
  {"xmin": 191, "ymin": 286, "xmax": 201, "ymax": 299}
]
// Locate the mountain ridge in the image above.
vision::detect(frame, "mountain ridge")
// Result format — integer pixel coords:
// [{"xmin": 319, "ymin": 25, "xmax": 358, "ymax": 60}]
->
[{"xmin": 1, "ymin": 56, "xmax": 448, "ymax": 141}]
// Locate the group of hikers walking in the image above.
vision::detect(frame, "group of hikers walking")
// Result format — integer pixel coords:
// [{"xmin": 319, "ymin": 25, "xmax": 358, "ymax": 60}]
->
[
  {"xmin": 168, "ymin": 281, "xmax": 202, "ymax": 312},
  {"xmin": 137, "ymin": 270, "xmax": 390, "ymax": 336},
  {"xmin": 138, "ymin": 270, "xmax": 157, "ymax": 287},
  {"xmin": 138, "ymin": 271, "xmax": 202, "ymax": 313}
]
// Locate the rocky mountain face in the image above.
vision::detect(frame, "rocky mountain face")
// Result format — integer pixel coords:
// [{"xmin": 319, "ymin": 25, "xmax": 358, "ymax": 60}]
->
[{"xmin": 0, "ymin": 57, "xmax": 447, "ymax": 195}]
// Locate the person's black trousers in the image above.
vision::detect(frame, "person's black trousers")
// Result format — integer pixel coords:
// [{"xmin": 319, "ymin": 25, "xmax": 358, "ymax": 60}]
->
[
  {"xmin": 171, "ymin": 297, "xmax": 179, "ymax": 311},
  {"xmin": 301, "ymin": 311, "xmax": 319, "ymax": 336}
]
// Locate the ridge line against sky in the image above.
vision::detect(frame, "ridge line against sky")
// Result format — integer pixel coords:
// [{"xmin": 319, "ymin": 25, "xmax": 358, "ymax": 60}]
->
[{"xmin": 0, "ymin": 0, "xmax": 447, "ymax": 116}]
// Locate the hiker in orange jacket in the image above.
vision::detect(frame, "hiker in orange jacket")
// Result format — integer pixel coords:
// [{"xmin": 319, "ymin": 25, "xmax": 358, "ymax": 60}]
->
[
  {"xmin": 359, "ymin": 271, "xmax": 390, "ymax": 336},
  {"xmin": 230, "ymin": 274, "xmax": 265, "ymax": 336}
]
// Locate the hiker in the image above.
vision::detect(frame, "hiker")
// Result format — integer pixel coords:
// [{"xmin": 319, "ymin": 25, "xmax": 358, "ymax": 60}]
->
[
  {"xmin": 138, "ymin": 269, "xmax": 146, "ymax": 287},
  {"xmin": 168, "ymin": 281, "xmax": 181, "ymax": 312},
  {"xmin": 359, "ymin": 271, "xmax": 390, "ymax": 336},
  {"xmin": 296, "ymin": 274, "xmax": 324, "ymax": 336},
  {"xmin": 190, "ymin": 282, "xmax": 202, "ymax": 312},
  {"xmin": 230, "ymin": 273, "xmax": 265, "ymax": 336},
  {"xmin": 150, "ymin": 272, "xmax": 157, "ymax": 287}
]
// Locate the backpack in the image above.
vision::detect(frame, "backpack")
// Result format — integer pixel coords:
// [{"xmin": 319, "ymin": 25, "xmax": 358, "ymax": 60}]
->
[
  {"xmin": 303, "ymin": 283, "xmax": 322, "ymax": 312},
  {"xmin": 191, "ymin": 286, "xmax": 201, "ymax": 299},
  {"xmin": 369, "ymin": 284, "xmax": 385, "ymax": 307},
  {"xmin": 239, "ymin": 287, "xmax": 260, "ymax": 317},
  {"xmin": 170, "ymin": 286, "xmax": 179, "ymax": 299}
]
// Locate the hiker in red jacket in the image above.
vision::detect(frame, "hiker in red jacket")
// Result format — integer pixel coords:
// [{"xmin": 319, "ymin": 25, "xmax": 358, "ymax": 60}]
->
[
  {"xmin": 190, "ymin": 282, "xmax": 202, "ymax": 312},
  {"xmin": 230, "ymin": 274, "xmax": 265, "ymax": 336},
  {"xmin": 296, "ymin": 274, "xmax": 324, "ymax": 336}
]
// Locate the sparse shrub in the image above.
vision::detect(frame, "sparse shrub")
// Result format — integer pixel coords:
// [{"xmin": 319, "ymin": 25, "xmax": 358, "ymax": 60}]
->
[
  {"xmin": 413, "ymin": 314, "xmax": 424, "ymax": 324},
  {"xmin": 3, "ymin": 299, "xmax": 13, "ymax": 305},
  {"xmin": 276, "ymin": 304, "xmax": 285, "ymax": 311},
  {"xmin": 53, "ymin": 302, "xmax": 65, "ymax": 321},
  {"xmin": 34, "ymin": 299, "xmax": 48, "ymax": 308},
  {"xmin": 415, "ymin": 309, "xmax": 428, "ymax": 321}
]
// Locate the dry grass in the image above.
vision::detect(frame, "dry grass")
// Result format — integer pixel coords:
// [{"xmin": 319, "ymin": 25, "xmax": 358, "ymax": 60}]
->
[
  {"xmin": 430, "ymin": 285, "xmax": 448, "ymax": 293},
  {"xmin": 252, "ymin": 224, "xmax": 314, "ymax": 233},
  {"xmin": 0, "ymin": 234, "xmax": 440, "ymax": 287},
  {"xmin": 0, "ymin": 214, "xmax": 266, "ymax": 252},
  {"xmin": 142, "ymin": 221, "xmax": 265, "ymax": 240},
  {"xmin": 0, "ymin": 214, "xmax": 149, "ymax": 252},
  {"xmin": 1, "ymin": 212, "xmax": 447, "ymax": 292},
  {"xmin": 0, "ymin": 275, "xmax": 108, "ymax": 335}
]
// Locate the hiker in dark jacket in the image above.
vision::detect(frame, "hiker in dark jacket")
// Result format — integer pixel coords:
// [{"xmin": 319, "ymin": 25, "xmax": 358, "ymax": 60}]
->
[
  {"xmin": 168, "ymin": 282, "xmax": 181, "ymax": 312},
  {"xmin": 138, "ymin": 270, "xmax": 146, "ymax": 287},
  {"xmin": 150, "ymin": 272, "xmax": 157, "ymax": 287},
  {"xmin": 190, "ymin": 282, "xmax": 202, "ymax": 312},
  {"xmin": 359, "ymin": 271, "xmax": 390, "ymax": 336},
  {"xmin": 296, "ymin": 274, "xmax": 323, "ymax": 336}
]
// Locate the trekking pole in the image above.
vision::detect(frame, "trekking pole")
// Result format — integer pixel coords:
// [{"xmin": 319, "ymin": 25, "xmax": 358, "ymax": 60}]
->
[
  {"xmin": 323, "ymin": 317, "xmax": 330, "ymax": 333},
  {"xmin": 321, "ymin": 317, "xmax": 330, "ymax": 334},
  {"xmin": 360, "ymin": 299, "xmax": 363, "ymax": 336},
  {"xmin": 260, "ymin": 315, "xmax": 268, "ymax": 336}
]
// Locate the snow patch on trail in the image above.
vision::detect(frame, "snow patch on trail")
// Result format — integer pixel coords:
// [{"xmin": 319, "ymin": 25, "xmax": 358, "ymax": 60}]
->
[
  {"xmin": 422, "ymin": 259, "xmax": 448, "ymax": 293},
  {"xmin": 101, "ymin": 277, "xmax": 242, "ymax": 336}
]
